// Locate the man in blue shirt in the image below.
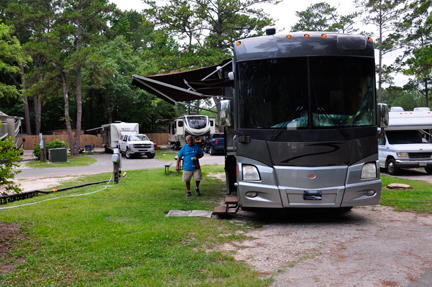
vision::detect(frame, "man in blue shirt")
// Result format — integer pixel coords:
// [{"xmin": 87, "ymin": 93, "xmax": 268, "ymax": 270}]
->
[{"xmin": 176, "ymin": 135, "xmax": 204, "ymax": 197}]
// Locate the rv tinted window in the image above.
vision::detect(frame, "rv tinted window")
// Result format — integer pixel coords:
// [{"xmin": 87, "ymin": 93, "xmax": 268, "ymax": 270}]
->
[
  {"xmin": 186, "ymin": 116, "xmax": 207, "ymax": 129},
  {"xmin": 386, "ymin": 130, "xmax": 424, "ymax": 144},
  {"xmin": 310, "ymin": 57, "xmax": 376, "ymax": 128},
  {"xmin": 237, "ymin": 58, "xmax": 309, "ymax": 129}
]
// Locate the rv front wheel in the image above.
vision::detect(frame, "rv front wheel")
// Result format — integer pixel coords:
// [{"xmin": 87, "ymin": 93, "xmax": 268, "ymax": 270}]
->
[{"xmin": 386, "ymin": 158, "xmax": 399, "ymax": 175}]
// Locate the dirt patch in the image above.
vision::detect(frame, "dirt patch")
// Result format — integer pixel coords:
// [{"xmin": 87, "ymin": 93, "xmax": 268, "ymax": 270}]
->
[
  {"xmin": 207, "ymin": 172, "xmax": 226, "ymax": 183},
  {"xmin": 220, "ymin": 206, "xmax": 432, "ymax": 286},
  {"xmin": 0, "ymin": 222, "xmax": 26, "ymax": 276}
]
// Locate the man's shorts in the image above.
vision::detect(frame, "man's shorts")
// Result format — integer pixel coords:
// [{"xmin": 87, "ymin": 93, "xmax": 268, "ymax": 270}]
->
[{"xmin": 182, "ymin": 169, "xmax": 202, "ymax": 182}]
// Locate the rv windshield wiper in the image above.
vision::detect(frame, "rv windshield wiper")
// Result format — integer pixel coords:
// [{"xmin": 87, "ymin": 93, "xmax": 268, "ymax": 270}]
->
[
  {"xmin": 316, "ymin": 107, "xmax": 350, "ymax": 140},
  {"xmin": 270, "ymin": 106, "xmax": 303, "ymax": 141}
]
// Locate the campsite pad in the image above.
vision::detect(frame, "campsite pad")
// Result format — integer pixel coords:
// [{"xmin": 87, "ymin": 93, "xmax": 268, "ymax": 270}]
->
[{"xmin": 167, "ymin": 210, "xmax": 212, "ymax": 218}]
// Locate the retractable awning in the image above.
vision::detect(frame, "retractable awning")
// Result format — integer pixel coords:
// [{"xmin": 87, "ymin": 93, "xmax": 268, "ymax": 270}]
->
[{"xmin": 132, "ymin": 59, "xmax": 233, "ymax": 105}]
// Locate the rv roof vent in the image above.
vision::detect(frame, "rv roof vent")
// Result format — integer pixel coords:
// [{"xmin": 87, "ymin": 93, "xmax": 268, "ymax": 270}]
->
[
  {"xmin": 114, "ymin": 121, "xmax": 122, "ymax": 123},
  {"xmin": 414, "ymin": 107, "xmax": 430, "ymax": 112},
  {"xmin": 390, "ymin": 107, "xmax": 404, "ymax": 112},
  {"xmin": 266, "ymin": 28, "xmax": 276, "ymax": 35},
  {"xmin": 189, "ymin": 112, "xmax": 197, "ymax": 115}
]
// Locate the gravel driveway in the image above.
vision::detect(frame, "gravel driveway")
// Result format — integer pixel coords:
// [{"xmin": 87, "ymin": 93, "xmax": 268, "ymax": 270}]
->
[{"xmin": 222, "ymin": 205, "xmax": 432, "ymax": 286}]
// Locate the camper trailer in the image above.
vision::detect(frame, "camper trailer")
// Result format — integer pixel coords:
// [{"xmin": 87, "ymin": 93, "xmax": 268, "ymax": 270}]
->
[
  {"xmin": 101, "ymin": 122, "xmax": 139, "ymax": 152},
  {"xmin": 0, "ymin": 112, "xmax": 24, "ymax": 153},
  {"xmin": 164, "ymin": 115, "xmax": 215, "ymax": 149},
  {"xmin": 379, "ymin": 107, "xmax": 432, "ymax": 175}
]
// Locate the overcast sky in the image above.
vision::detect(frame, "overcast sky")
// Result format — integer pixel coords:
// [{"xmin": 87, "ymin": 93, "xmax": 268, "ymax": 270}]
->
[{"xmin": 109, "ymin": 0, "xmax": 409, "ymax": 86}]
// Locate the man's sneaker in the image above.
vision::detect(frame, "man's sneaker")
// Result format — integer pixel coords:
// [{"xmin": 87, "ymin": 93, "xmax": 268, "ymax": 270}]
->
[
  {"xmin": 194, "ymin": 187, "xmax": 201, "ymax": 196},
  {"xmin": 186, "ymin": 190, "xmax": 191, "ymax": 197}
]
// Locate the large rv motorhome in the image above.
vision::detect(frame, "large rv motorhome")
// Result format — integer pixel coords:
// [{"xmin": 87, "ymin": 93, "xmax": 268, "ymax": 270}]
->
[{"xmin": 132, "ymin": 30, "xmax": 389, "ymax": 212}]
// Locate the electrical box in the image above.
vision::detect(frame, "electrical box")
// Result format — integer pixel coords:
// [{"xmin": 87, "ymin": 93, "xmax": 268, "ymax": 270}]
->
[{"xmin": 49, "ymin": 148, "xmax": 67, "ymax": 162}]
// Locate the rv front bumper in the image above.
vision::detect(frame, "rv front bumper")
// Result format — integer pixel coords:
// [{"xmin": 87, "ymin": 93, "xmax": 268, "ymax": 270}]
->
[{"xmin": 395, "ymin": 159, "xmax": 432, "ymax": 168}]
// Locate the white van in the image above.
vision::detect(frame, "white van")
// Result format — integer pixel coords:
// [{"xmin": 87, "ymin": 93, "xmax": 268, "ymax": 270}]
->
[{"xmin": 379, "ymin": 107, "xmax": 432, "ymax": 175}]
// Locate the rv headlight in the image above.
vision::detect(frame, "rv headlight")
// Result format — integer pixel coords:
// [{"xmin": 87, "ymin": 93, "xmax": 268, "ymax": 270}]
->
[
  {"xmin": 361, "ymin": 162, "xmax": 377, "ymax": 179},
  {"xmin": 396, "ymin": 152, "xmax": 408, "ymax": 157},
  {"xmin": 243, "ymin": 165, "xmax": 260, "ymax": 181}
]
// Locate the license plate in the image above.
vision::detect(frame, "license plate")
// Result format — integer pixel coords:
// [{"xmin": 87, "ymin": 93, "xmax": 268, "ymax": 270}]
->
[
  {"xmin": 419, "ymin": 162, "xmax": 427, "ymax": 166},
  {"xmin": 303, "ymin": 191, "xmax": 322, "ymax": 200},
  {"xmin": 141, "ymin": 153, "xmax": 145, "ymax": 155}
]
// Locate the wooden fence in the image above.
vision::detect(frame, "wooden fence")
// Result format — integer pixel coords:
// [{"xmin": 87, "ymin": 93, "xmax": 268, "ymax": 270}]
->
[{"xmin": 23, "ymin": 133, "xmax": 169, "ymax": 150}]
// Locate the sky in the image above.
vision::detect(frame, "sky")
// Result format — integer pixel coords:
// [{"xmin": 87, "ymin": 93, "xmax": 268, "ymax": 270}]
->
[{"xmin": 110, "ymin": 0, "xmax": 409, "ymax": 87}]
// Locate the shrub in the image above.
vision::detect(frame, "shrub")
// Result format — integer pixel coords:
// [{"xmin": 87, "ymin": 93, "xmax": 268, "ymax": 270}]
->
[
  {"xmin": 33, "ymin": 139, "xmax": 69, "ymax": 160},
  {"xmin": 0, "ymin": 136, "xmax": 22, "ymax": 194}
]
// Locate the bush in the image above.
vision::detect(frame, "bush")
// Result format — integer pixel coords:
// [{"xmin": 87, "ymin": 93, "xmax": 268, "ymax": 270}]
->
[
  {"xmin": 0, "ymin": 136, "xmax": 22, "ymax": 194},
  {"xmin": 33, "ymin": 139, "xmax": 69, "ymax": 160}
]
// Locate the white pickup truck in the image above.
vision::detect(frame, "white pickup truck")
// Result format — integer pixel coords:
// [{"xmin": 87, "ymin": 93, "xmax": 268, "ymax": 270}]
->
[
  {"xmin": 379, "ymin": 107, "xmax": 432, "ymax": 175},
  {"xmin": 119, "ymin": 134, "xmax": 155, "ymax": 159}
]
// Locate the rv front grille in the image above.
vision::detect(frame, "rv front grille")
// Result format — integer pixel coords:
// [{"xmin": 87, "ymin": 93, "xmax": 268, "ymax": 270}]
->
[{"xmin": 408, "ymin": 153, "xmax": 432, "ymax": 159}]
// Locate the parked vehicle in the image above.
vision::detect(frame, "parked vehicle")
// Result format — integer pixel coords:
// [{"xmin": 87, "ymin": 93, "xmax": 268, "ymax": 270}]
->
[
  {"xmin": 133, "ymin": 30, "xmax": 389, "ymax": 211},
  {"xmin": 379, "ymin": 107, "xmax": 432, "ymax": 175},
  {"xmin": 100, "ymin": 122, "xmax": 139, "ymax": 153},
  {"xmin": 0, "ymin": 111, "xmax": 24, "ymax": 153},
  {"xmin": 204, "ymin": 133, "xmax": 224, "ymax": 155},
  {"xmin": 119, "ymin": 134, "xmax": 155, "ymax": 159},
  {"xmin": 158, "ymin": 114, "xmax": 216, "ymax": 149}
]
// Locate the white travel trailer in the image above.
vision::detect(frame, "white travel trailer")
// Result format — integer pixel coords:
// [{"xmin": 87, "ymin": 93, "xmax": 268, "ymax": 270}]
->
[
  {"xmin": 0, "ymin": 111, "xmax": 24, "ymax": 153},
  {"xmin": 163, "ymin": 115, "xmax": 216, "ymax": 149},
  {"xmin": 101, "ymin": 122, "xmax": 139, "ymax": 152},
  {"xmin": 379, "ymin": 107, "xmax": 432, "ymax": 175}
]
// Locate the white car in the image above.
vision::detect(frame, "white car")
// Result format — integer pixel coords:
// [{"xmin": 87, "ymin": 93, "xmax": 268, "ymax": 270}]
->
[{"xmin": 119, "ymin": 134, "xmax": 155, "ymax": 159}]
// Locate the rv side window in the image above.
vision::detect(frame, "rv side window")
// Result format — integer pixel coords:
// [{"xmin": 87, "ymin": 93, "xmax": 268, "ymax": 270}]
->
[
  {"xmin": 379, "ymin": 133, "xmax": 386, "ymax": 145},
  {"xmin": 178, "ymin": 121, "xmax": 184, "ymax": 127},
  {"xmin": 210, "ymin": 120, "xmax": 214, "ymax": 127}
]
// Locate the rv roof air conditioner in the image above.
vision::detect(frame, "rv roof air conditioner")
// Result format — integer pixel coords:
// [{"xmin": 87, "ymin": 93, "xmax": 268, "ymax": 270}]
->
[
  {"xmin": 390, "ymin": 107, "xmax": 404, "ymax": 112},
  {"xmin": 414, "ymin": 107, "xmax": 431, "ymax": 112}
]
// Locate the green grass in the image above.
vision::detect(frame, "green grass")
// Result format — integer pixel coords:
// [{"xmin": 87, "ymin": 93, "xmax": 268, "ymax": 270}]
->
[
  {"xmin": 0, "ymin": 165, "xmax": 270, "ymax": 286},
  {"xmin": 155, "ymin": 148, "xmax": 180, "ymax": 161},
  {"xmin": 380, "ymin": 175, "xmax": 432, "ymax": 213},
  {"xmin": 25, "ymin": 154, "xmax": 96, "ymax": 168}
]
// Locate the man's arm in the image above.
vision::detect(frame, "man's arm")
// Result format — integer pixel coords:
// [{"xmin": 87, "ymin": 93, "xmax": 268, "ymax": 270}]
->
[{"xmin": 175, "ymin": 156, "xmax": 181, "ymax": 172}]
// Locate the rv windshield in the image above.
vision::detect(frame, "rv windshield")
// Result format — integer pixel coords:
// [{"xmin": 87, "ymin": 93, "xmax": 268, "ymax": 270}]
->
[
  {"xmin": 237, "ymin": 57, "xmax": 376, "ymax": 129},
  {"xmin": 186, "ymin": 116, "xmax": 207, "ymax": 129},
  {"xmin": 129, "ymin": 135, "xmax": 149, "ymax": 141},
  {"xmin": 386, "ymin": 130, "xmax": 425, "ymax": 144}
]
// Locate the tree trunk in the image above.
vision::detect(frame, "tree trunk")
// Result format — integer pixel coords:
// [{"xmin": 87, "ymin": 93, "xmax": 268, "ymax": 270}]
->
[
  {"xmin": 61, "ymin": 71, "xmax": 75, "ymax": 154},
  {"xmin": 19, "ymin": 65, "xmax": 32, "ymax": 135},
  {"xmin": 378, "ymin": 5, "xmax": 383, "ymax": 103},
  {"xmin": 72, "ymin": 17, "xmax": 82, "ymax": 157},
  {"xmin": 425, "ymin": 79, "xmax": 429, "ymax": 107},
  {"xmin": 34, "ymin": 95, "xmax": 41, "ymax": 135}
]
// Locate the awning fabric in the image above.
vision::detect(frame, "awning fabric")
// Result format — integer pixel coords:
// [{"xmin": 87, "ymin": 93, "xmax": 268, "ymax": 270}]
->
[{"xmin": 132, "ymin": 59, "xmax": 233, "ymax": 105}]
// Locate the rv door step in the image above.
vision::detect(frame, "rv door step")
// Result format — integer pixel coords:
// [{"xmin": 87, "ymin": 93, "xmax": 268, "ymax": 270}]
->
[{"xmin": 213, "ymin": 196, "xmax": 239, "ymax": 215}]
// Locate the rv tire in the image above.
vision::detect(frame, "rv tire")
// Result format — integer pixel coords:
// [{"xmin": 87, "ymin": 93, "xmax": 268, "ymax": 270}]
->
[
  {"xmin": 386, "ymin": 158, "xmax": 399, "ymax": 175},
  {"xmin": 425, "ymin": 167, "xmax": 432, "ymax": 174}
]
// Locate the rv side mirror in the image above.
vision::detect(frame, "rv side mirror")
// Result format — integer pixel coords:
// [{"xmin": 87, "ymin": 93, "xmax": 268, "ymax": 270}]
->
[
  {"xmin": 377, "ymin": 103, "xmax": 389, "ymax": 128},
  {"xmin": 220, "ymin": 100, "xmax": 232, "ymax": 128}
]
